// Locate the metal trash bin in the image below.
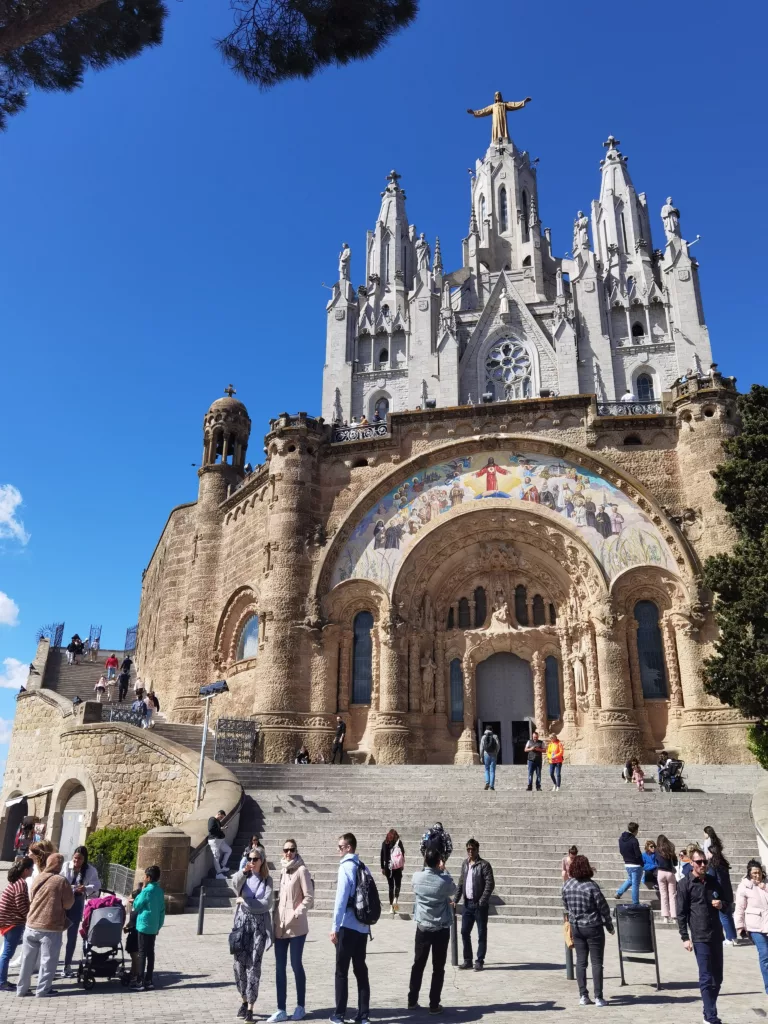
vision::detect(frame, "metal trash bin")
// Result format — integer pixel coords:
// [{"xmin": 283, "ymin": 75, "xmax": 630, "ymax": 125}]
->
[{"xmin": 616, "ymin": 903, "xmax": 654, "ymax": 952}]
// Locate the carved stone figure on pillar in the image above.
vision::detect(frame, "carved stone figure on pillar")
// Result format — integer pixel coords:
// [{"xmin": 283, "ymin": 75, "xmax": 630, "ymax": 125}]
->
[
  {"xmin": 338, "ymin": 242, "xmax": 351, "ymax": 281},
  {"xmin": 661, "ymin": 197, "xmax": 681, "ymax": 241},
  {"xmin": 420, "ymin": 652, "xmax": 436, "ymax": 714},
  {"xmin": 466, "ymin": 90, "xmax": 532, "ymax": 144},
  {"xmin": 571, "ymin": 641, "xmax": 587, "ymax": 697},
  {"xmin": 499, "ymin": 288, "xmax": 511, "ymax": 315},
  {"xmin": 422, "ymin": 594, "xmax": 435, "ymax": 634},
  {"xmin": 416, "ymin": 233, "xmax": 431, "ymax": 272},
  {"xmin": 573, "ymin": 211, "xmax": 590, "ymax": 252}
]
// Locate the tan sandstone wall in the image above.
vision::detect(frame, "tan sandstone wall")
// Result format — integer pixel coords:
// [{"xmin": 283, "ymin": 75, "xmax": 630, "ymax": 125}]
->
[{"xmin": 2, "ymin": 690, "xmax": 67, "ymax": 797}]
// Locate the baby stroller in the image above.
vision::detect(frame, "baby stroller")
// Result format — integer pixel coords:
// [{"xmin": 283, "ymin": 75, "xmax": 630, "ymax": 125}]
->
[
  {"xmin": 78, "ymin": 892, "xmax": 130, "ymax": 990},
  {"xmin": 659, "ymin": 759, "xmax": 687, "ymax": 792}
]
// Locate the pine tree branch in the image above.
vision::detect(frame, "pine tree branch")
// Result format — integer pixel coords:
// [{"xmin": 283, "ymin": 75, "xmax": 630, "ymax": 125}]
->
[{"xmin": 0, "ymin": 0, "xmax": 109, "ymax": 55}]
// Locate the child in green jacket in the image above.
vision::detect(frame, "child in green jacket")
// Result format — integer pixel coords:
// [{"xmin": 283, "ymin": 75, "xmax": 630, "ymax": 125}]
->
[{"xmin": 130, "ymin": 865, "xmax": 165, "ymax": 989}]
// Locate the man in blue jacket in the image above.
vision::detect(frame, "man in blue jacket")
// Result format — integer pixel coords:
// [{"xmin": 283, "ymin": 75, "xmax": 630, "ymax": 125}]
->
[
  {"xmin": 329, "ymin": 833, "xmax": 370, "ymax": 1024},
  {"xmin": 615, "ymin": 821, "xmax": 643, "ymax": 905}
]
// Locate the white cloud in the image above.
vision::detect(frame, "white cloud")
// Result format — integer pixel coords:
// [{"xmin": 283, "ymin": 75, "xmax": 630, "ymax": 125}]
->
[
  {"xmin": 0, "ymin": 592, "xmax": 19, "ymax": 627},
  {"xmin": 0, "ymin": 718, "xmax": 11, "ymax": 745},
  {"xmin": 0, "ymin": 484, "xmax": 30, "ymax": 545},
  {"xmin": 0, "ymin": 657, "xmax": 26, "ymax": 689}
]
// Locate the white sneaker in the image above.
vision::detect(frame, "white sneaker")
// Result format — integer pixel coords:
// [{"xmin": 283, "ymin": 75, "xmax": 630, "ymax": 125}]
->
[
  {"xmin": 579, "ymin": 995, "xmax": 592, "ymax": 1005},
  {"xmin": 552, "ymin": 784, "xmax": 557, "ymax": 792},
  {"xmin": 595, "ymin": 998, "xmax": 608, "ymax": 1007},
  {"xmin": 724, "ymin": 938, "xmax": 734, "ymax": 946},
  {"xmin": 267, "ymin": 1013, "xmax": 288, "ymax": 1023},
  {"xmin": 661, "ymin": 916, "xmax": 669, "ymax": 924},
  {"xmin": 292, "ymin": 1009, "xmax": 306, "ymax": 1021}
]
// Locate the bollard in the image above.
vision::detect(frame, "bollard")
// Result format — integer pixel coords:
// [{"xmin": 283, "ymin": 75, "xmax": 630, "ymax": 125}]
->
[
  {"xmin": 451, "ymin": 905, "xmax": 458, "ymax": 966},
  {"xmin": 197, "ymin": 886, "xmax": 205, "ymax": 935},
  {"xmin": 565, "ymin": 942, "xmax": 574, "ymax": 980}
]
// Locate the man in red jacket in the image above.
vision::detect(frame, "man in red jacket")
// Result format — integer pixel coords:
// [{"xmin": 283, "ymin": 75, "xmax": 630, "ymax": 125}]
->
[{"xmin": 105, "ymin": 653, "xmax": 119, "ymax": 681}]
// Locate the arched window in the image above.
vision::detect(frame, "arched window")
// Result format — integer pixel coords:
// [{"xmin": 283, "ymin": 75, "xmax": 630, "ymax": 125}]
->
[
  {"xmin": 521, "ymin": 190, "xmax": 530, "ymax": 241},
  {"xmin": 632, "ymin": 322, "xmax": 645, "ymax": 341},
  {"xmin": 637, "ymin": 373, "xmax": 655, "ymax": 402},
  {"xmin": 545, "ymin": 655, "xmax": 561, "ymax": 720},
  {"xmin": 375, "ymin": 396, "xmax": 390, "ymax": 420},
  {"xmin": 474, "ymin": 587, "xmax": 487, "ymax": 628},
  {"xmin": 352, "ymin": 611, "xmax": 374, "ymax": 703},
  {"xmin": 626, "ymin": 276, "xmax": 635, "ymax": 295},
  {"xmin": 384, "ymin": 241, "xmax": 390, "ymax": 280},
  {"xmin": 458, "ymin": 597, "xmax": 471, "ymax": 629},
  {"xmin": 485, "ymin": 339, "xmax": 532, "ymax": 401},
  {"xmin": 450, "ymin": 658, "xmax": 464, "ymax": 722},
  {"xmin": 499, "ymin": 187, "xmax": 508, "ymax": 232},
  {"xmin": 634, "ymin": 600, "xmax": 668, "ymax": 699},
  {"xmin": 479, "ymin": 194, "xmax": 486, "ymax": 230},
  {"xmin": 533, "ymin": 594, "xmax": 546, "ymax": 626},
  {"xmin": 378, "ymin": 348, "xmax": 389, "ymax": 367},
  {"xmin": 446, "ymin": 607, "xmax": 455, "ymax": 630},
  {"xmin": 549, "ymin": 603, "xmax": 557, "ymax": 625},
  {"xmin": 620, "ymin": 211, "xmax": 628, "ymax": 250},
  {"xmin": 515, "ymin": 584, "xmax": 529, "ymax": 626},
  {"xmin": 236, "ymin": 614, "xmax": 260, "ymax": 660},
  {"xmin": 522, "ymin": 255, "xmax": 531, "ymax": 267}
]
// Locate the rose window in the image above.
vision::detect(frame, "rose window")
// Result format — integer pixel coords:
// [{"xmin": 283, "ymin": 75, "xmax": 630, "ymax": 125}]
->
[{"xmin": 485, "ymin": 340, "xmax": 532, "ymax": 400}]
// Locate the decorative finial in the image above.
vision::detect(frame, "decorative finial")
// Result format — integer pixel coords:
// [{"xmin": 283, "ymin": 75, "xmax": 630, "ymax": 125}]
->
[
  {"xmin": 433, "ymin": 236, "xmax": 443, "ymax": 274},
  {"xmin": 224, "ymin": 384, "xmax": 236, "ymax": 398},
  {"xmin": 603, "ymin": 135, "xmax": 621, "ymax": 151}
]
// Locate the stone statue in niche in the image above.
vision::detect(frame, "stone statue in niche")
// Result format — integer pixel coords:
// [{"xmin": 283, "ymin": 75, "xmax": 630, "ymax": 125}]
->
[
  {"xmin": 573, "ymin": 210, "xmax": 590, "ymax": 252},
  {"xmin": 421, "ymin": 652, "xmax": 436, "ymax": 714},
  {"xmin": 422, "ymin": 594, "xmax": 435, "ymax": 634},
  {"xmin": 416, "ymin": 233, "xmax": 431, "ymax": 271},
  {"xmin": 489, "ymin": 590, "xmax": 515, "ymax": 630},
  {"xmin": 661, "ymin": 197, "xmax": 681, "ymax": 240},
  {"xmin": 499, "ymin": 288, "xmax": 511, "ymax": 314},
  {"xmin": 571, "ymin": 641, "xmax": 587, "ymax": 696}
]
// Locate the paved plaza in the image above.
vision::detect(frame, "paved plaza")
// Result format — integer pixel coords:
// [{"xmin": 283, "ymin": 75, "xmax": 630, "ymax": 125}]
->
[{"xmin": 2, "ymin": 913, "xmax": 766, "ymax": 1024}]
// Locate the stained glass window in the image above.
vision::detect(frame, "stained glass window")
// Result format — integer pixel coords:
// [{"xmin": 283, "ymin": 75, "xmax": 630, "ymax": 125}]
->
[
  {"xmin": 634, "ymin": 600, "xmax": 668, "ymax": 699},
  {"xmin": 485, "ymin": 340, "xmax": 532, "ymax": 401},
  {"xmin": 515, "ymin": 584, "xmax": 529, "ymax": 626},
  {"xmin": 352, "ymin": 611, "xmax": 374, "ymax": 704},
  {"xmin": 545, "ymin": 655, "xmax": 561, "ymax": 720},
  {"xmin": 236, "ymin": 615, "xmax": 259, "ymax": 661}
]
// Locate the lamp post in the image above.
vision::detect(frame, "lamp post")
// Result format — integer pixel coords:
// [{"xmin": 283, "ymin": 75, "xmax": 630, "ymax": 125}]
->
[{"xmin": 195, "ymin": 680, "xmax": 229, "ymax": 810}]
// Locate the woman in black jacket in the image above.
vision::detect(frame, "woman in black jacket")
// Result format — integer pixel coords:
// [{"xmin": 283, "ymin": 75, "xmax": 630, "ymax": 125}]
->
[
  {"xmin": 381, "ymin": 828, "xmax": 405, "ymax": 915},
  {"xmin": 708, "ymin": 844, "xmax": 738, "ymax": 944}
]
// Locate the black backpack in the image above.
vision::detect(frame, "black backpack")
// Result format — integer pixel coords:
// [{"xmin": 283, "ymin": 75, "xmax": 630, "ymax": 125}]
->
[
  {"xmin": 351, "ymin": 861, "xmax": 381, "ymax": 926},
  {"xmin": 485, "ymin": 734, "xmax": 499, "ymax": 756}
]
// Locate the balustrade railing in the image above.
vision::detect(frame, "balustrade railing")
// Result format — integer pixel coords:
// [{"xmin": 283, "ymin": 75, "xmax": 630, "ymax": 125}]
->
[
  {"xmin": 596, "ymin": 401, "xmax": 663, "ymax": 416},
  {"xmin": 332, "ymin": 422, "xmax": 389, "ymax": 443}
]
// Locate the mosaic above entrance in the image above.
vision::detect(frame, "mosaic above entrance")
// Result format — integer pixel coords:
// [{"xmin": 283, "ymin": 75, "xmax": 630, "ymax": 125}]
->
[{"xmin": 331, "ymin": 450, "xmax": 676, "ymax": 591}]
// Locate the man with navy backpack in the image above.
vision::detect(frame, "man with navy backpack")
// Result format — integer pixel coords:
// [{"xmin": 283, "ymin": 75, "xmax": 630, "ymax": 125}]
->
[{"xmin": 330, "ymin": 833, "xmax": 374, "ymax": 1024}]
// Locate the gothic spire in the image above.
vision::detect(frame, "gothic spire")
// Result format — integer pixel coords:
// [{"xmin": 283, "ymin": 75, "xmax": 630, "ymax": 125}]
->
[{"xmin": 433, "ymin": 236, "xmax": 443, "ymax": 274}]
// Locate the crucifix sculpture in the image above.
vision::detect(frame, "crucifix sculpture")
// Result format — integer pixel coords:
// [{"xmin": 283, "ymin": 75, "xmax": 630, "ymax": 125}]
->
[
  {"xmin": 467, "ymin": 91, "xmax": 532, "ymax": 144},
  {"xmin": 224, "ymin": 384, "xmax": 236, "ymax": 398}
]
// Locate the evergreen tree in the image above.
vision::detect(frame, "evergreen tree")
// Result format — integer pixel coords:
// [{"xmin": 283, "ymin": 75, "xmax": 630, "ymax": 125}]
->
[
  {"xmin": 0, "ymin": 1, "xmax": 418, "ymax": 130},
  {"xmin": 703, "ymin": 384, "xmax": 768, "ymax": 750}
]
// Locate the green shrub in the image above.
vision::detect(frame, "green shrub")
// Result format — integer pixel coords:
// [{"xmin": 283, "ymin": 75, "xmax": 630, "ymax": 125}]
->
[
  {"xmin": 747, "ymin": 724, "xmax": 768, "ymax": 771},
  {"xmin": 86, "ymin": 825, "xmax": 148, "ymax": 871}
]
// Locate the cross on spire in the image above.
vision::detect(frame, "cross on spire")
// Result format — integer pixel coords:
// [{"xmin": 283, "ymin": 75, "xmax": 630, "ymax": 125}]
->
[
  {"xmin": 387, "ymin": 169, "xmax": 401, "ymax": 186},
  {"xmin": 224, "ymin": 384, "xmax": 236, "ymax": 398},
  {"xmin": 603, "ymin": 135, "xmax": 620, "ymax": 151}
]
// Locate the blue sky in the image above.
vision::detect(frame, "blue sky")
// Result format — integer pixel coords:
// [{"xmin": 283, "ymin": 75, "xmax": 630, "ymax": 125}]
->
[{"xmin": 0, "ymin": 0, "xmax": 765, "ymax": 777}]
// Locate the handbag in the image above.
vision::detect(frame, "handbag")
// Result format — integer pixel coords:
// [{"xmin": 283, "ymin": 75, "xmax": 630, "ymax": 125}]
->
[
  {"xmin": 229, "ymin": 920, "xmax": 247, "ymax": 955},
  {"xmin": 563, "ymin": 918, "xmax": 574, "ymax": 949}
]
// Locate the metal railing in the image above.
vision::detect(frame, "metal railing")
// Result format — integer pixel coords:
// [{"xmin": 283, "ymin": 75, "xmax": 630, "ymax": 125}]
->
[
  {"xmin": 214, "ymin": 718, "xmax": 259, "ymax": 763},
  {"xmin": 332, "ymin": 422, "xmax": 389, "ymax": 443},
  {"xmin": 596, "ymin": 401, "xmax": 663, "ymax": 416}
]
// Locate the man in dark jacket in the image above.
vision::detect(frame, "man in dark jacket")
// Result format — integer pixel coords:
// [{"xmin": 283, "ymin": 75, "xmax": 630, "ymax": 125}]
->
[
  {"xmin": 454, "ymin": 838, "xmax": 495, "ymax": 971},
  {"xmin": 677, "ymin": 848, "xmax": 724, "ymax": 1024},
  {"xmin": 615, "ymin": 821, "xmax": 642, "ymax": 905},
  {"xmin": 331, "ymin": 716, "xmax": 346, "ymax": 764},
  {"xmin": 207, "ymin": 809, "xmax": 232, "ymax": 879}
]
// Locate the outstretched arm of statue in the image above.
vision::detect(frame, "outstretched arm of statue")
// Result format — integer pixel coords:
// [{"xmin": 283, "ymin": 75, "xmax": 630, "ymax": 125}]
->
[
  {"xmin": 467, "ymin": 105, "xmax": 493, "ymax": 117},
  {"xmin": 505, "ymin": 98, "xmax": 532, "ymax": 110}
]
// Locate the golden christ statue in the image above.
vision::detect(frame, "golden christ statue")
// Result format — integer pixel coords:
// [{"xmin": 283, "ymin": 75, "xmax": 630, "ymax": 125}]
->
[{"xmin": 467, "ymin": 91, "xmax": 532, "ymax": 144}]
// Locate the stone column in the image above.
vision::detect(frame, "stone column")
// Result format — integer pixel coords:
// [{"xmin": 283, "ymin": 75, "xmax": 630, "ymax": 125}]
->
[
  {"xmin": 455, "ymin": 652, "xmax": 479, "ymax": 764},
  {"xmin": 409, "ymin": 632, "xmax": 422, "ymax": 712},
  {"xmin": 624, "ymin": 617, "xmax": 655, "ymax": 755},
  {"xmin": 434, "ymin": 632, "xmax": 446, "ymax": 715},
  {"xmin": 310, "ymin": 627, "xmax": 338, "ymax": 714},
  {"xmin": 584, "ymin": 626, "xmax": 601, "ymax": 709},
  {"xmin": 373, "ymin": 630, "xmax": 408, "ymax": 763},
  {"xmin": 338, "ymin": 631, "xmax": 352, "ymax": 711},
  {"xmin": 531, "ymin": 651, "xmax": 548, "ymax": 735},
  {"xmin": 593, "ymin": 619, "xmax": 641, "ymax": 762},
  {"xmin": 135, "ymin": 827, "xmax": 190, "ymax": 914},
  {"xmin": 661, "ymin": 614, "xmax": 684, "ymax": 708},
  {"xmin": 558, "ymin": 627, "xmax": 576, "ymax": 725}
]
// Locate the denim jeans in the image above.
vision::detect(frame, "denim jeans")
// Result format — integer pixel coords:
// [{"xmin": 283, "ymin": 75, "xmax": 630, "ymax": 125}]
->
[
  {"xmin": 483, "ymin": 754, "xmax": 497, "ymax": 788},
  {"xmin": 572, "ymin": 923, "xmax": 605, "ymax": 1000},
  {"xmin": 750, "ymin": 931, "xmax": 768, "ymax": 994},
  {"xmin": 527, "ymin": 759, "xmax": 542, "ymax": 788},
  {"xmin": 274, "ymin": 934, "xmax": 306, "ymax": 1011},
  {"xmin": 616, "ymin": 865, "xmax": 642, "ymax": 904},
  {"xmin": 693, "ymin": 939, "xmax": 723, "ymax": 1023},
  {"xmin": 0, "ymin": 923, "xmax": 24, "ymax": 984},
  {"xmin": 719, "ymin": 905, "xmax": 737, "ymax": 942},
  {"xmin": 549, "ymin": 762, "xmax": 562, "ymax": 787},
  {"xmin": 461, "ymin": 901, "xmax": 489, "ymax": 964}
]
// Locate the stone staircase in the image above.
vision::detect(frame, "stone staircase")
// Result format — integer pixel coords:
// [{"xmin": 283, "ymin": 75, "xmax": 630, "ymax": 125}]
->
[
  {"xmin": 188, "ymin": 763, "xmax": 763, "ymax": 923},
  {"xmin": 42, "ymin": 647, "xmax": 133, "ymax": 703},
  {"xmin": 151, "ymin": 721, "xmax": 216, "ymax": 758}
]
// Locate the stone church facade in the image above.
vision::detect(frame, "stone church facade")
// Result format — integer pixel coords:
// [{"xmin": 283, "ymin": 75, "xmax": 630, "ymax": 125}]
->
[{"xmin": 135, "ymin": 116, "xmax": 748, "ymax": 766}]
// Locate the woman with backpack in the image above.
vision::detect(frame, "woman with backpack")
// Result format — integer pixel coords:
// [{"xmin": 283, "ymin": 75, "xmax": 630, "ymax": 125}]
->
[{"xmin": 381, "ymin": 829, "xmax": 405, "ymax": 915}]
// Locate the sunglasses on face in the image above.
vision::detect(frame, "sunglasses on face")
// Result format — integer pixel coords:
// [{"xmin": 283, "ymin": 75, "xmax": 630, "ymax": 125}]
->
[
  {"xmin": 692, "ymin": 859, "xmax": 706, "ymax": 865},
  {"xmin": 248, "ymin": 857, "xmax": 262, "ymax": 863},
  {"xmin": 283, "ymin": 847, "xmax": 296, "ymax": 853}
]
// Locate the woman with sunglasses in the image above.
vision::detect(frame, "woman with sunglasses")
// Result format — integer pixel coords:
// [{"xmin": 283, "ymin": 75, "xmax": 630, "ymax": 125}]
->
[
  {"xmin": 266, "ymin": 840, "xmax": 314, "ymax": 1023},
  {"xmin": 231, "ymin": 849, "xmax": 274, "ymax": 1022},
  {"xmin": 239, "ymin": 835, "xmax": 267, "ymax": 872}
]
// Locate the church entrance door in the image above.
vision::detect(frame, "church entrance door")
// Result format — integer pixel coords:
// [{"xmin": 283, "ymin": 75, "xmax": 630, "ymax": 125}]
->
[{"xmin": 476, "ymin": 653, "xmax": 534, "ymax": 765}]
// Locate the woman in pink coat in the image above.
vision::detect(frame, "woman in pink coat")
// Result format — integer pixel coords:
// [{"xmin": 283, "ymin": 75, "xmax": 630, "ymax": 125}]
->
[{"xmin": 735, "ymin": 859, "xmax": 768, "ymax": 994}]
